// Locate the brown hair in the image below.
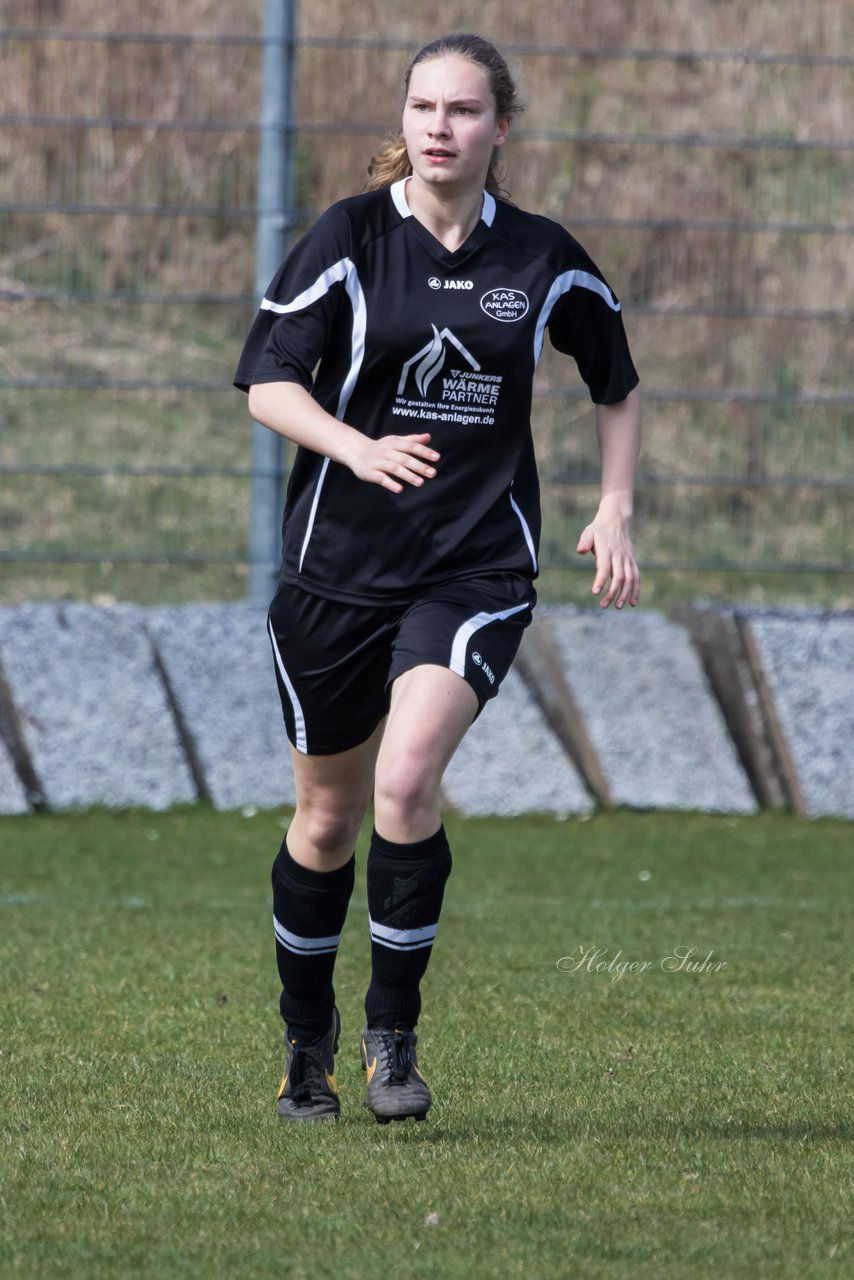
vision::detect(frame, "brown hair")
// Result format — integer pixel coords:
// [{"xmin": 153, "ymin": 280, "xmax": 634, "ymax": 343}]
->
[{"xmin": 366, "ymin": 33, "xmax": 523, "ymax": 198}]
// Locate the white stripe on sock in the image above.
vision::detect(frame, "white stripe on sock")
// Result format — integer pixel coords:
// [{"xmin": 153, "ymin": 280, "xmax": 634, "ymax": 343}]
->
[
  {"xmin": 369, "ymin": 915, "xmax": 437, "ymax": 951},
  {"xmin": 274, "ymin": 914, "xmax": 341, "ymax": 955}
]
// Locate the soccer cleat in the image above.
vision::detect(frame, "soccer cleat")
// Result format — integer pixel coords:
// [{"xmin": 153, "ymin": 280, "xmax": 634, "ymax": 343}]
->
[
  {"xmin": 360, "ymin": 1024, "xmax": 432, "ymax": 1123},
  {"xmin": 276, "ymin": 1005, "xmax": 341, "ymax": 1121}
]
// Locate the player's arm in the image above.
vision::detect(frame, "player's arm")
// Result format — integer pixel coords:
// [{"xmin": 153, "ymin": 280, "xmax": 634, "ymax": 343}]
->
[
  {"xmin": 575, "ymin": 385, "xmax": 642, "ymax": 609},
  {"xmin": 247, "ymin": 381, "xmax": 440, "ymax": 494}
]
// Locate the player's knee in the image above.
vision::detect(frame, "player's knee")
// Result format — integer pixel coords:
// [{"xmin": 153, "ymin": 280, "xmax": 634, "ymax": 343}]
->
[
  {"xmin": 297, "ymin": 801, "xmax": 363, "ymax": 858},
  {"xmin": 374, "ymin": 753, "xmax": 439, "ymax": 829}
]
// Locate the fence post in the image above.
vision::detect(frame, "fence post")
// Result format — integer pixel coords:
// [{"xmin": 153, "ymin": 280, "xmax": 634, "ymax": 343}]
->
[{"xmin": 248, "ymin": 0, "xmax": 298, "ymax": 603}]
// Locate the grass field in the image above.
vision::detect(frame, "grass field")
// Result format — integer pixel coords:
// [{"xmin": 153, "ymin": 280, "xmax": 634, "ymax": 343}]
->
[{"xmin": 1, "ymin": 805, "xmax": 851, "ymax": 1279}]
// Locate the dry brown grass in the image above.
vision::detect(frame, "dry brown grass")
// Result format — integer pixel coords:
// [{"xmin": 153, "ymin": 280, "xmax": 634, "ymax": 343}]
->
[
  {"xmin": 2, "ymin": 1, "xmax": 850, "ymax": 302},
  {"xmin": 0, "ymin": 1, "xmax": 850, "ymax": 602}
]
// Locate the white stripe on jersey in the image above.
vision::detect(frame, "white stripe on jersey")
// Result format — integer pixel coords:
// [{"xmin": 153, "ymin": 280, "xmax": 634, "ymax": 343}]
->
[
  {"xmin": 261, "ymin": 258, "xmax": 367, "ymax": 424},
  {"xmin": 533, "ymin": 269, "xmax": 622, "ymax": 365},
  {"xmin": 369, "ymin": 915, "xmax": 438, "ymax": 951},
  {"xmin": 268, "ymin": 615, "xmax": 308, "ymax": 753},
  {"xmin": 261, "ymin": 257, "xmax": 353, "ymax": 314},
  {"xmin": 298, "ymin": 456, "xmax": 330, "ymax": 573},
  {"xmin": 274, "ymin": 915, "xmax": 342, "ymax": 955},
  {"xmin": 449, "ymin": 601, "xmax": 531, "ymax": 679},
  {"xmin": 337, "ymin": 265, "xmax": 368, "ymax": 419},
  {"xmin": 264, "ymin": 258, "xmax": 368, "ymax": 573},
  {"xmin": 510, "ymin": 489, "xmax": 538, "ymax": 572}
]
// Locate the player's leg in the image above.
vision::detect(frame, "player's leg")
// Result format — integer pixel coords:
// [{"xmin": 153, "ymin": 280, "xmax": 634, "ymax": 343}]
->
[
  {"xmin": 275, "ymin": 725, "xmax": 383, "ymax": 1032},
  {"xmin": 360, "ymin": 665, "xmax": 476, "ymax": 1121},
  {"xmin": 374, "ymin": 664, "xmax": 477, "ymax": 843},
  {"xmin": 273, "ymin": 731, "xmax": 383, "ymax": 1121},
  {"xmin": 266, "ymin": 584, "xmax": 394, "ymax": 1120},
  {"xmin": 360, "ymin": 576, "xmax": 535, "ymax": 1122},
  {"xmin": 287, "ymin": 723, "xmax": 384, "ymax": 872}
]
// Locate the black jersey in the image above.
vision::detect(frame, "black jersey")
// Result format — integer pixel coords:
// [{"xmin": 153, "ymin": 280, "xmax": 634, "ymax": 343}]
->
[{"xmin": 235, "ymin": 179, "xmax": 639, "ymax": 604}]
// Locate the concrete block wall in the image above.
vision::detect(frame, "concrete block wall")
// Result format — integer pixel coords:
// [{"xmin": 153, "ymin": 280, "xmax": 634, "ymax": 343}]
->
[{"xmin": 0, "ymin": 601, "xmax": 850, "ymax": 819}]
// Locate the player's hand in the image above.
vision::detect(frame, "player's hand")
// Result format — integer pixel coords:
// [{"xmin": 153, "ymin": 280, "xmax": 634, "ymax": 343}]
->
[
  {"xmin": 348, "ymin": 433, "xmax": 440, "ymax": 494},
  {"xmin": 576, "ymin": 499, "xmax": 640, "ymax": 609}
]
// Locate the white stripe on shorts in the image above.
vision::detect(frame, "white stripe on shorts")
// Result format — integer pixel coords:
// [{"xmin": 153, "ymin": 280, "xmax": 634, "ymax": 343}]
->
[
  {"xmin": 448, "ymin": 601, "xmax": 531, "ymax": 681},
  {"xmin": 369, "ymin": 915, "xmax": 437, "ymax": 951},
  {"xmin": 268, "ymin": 615, "xmax": 308, "ymax": 754}
]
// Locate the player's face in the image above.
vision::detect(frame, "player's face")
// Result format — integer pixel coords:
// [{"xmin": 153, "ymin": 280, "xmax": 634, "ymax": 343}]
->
[{"xmin": 402, "ymin": 55, "xmax": 509, "ymax": 196}]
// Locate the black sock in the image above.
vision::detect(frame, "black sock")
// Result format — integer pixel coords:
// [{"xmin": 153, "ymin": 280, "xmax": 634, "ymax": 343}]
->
[
  {"xmin": 364, "ymin": 825, "xmax": 452, "ymax": 1031},
  {"xmin": 272, "ymin": 838, "xmax": 355, "ymax": 1042}
]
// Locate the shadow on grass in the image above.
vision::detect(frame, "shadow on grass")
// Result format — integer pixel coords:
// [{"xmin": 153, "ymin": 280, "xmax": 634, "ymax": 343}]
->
[
  {"xmin": 673, "ymin": 1118, "xmax": 854, "ymax": 1143},
  {"xmin": 354, "ymin": 1113, "xmax": 854, "ymax": 1146}
]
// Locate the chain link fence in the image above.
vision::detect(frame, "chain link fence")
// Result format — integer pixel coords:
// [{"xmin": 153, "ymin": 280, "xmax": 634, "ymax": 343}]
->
[{"xmin": 1, "ymin": 3, "xmax": 851, "ymax": 605}]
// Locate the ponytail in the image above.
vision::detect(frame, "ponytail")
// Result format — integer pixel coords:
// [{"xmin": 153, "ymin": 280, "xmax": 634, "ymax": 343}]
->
[{"xmin": 365, "ymin": 133, "xmax": 412, "ymax": 192}]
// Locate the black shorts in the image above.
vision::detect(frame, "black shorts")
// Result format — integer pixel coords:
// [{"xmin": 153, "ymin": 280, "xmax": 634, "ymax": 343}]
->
[{"xmin": 267, "ymin": 573, "xmax": 536, "ymax": 755}]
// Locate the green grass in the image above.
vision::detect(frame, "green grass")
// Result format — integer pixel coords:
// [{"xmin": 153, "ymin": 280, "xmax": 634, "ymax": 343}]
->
[
  {"xmin": 1, "ymin": 806, "xmax": 851, "ymax": 1279},
  {"xmin": 535, "ymin": 565, "xmax": 854, "ymax": 612}
]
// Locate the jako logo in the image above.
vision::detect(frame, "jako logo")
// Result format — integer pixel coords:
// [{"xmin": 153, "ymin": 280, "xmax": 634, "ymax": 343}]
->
[
  {"xmin": 480, "ymin": 288, "xmax": 530, "ymax": 323},
  {"xmin": 471, "ymin": 651, "xmax": 495, "ymax": 684},
  {"xmin": 428, "ymin": 277, "xmax": 474, "ymax": 290}
]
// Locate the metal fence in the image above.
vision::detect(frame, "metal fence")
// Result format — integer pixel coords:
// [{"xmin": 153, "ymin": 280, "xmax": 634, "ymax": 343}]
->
[{"xmin": 1, "ymin": 4, "xmax": 851, "ymax": 605}]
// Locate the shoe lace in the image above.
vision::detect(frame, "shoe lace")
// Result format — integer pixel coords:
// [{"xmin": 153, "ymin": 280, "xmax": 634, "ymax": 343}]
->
[
  {"xmin": 288, "ymin": 1043, "xmax": 328, "ymax": 1104},
  {"xmin": 376, "ymin": 1029, "xmax": 413, "ymax": 1086}
]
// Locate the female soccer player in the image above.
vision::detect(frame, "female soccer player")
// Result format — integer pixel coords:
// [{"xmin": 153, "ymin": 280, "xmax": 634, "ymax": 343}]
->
[{"xmin": 235, "ymin": 33, "xmax": 641, "ymax": 1123}]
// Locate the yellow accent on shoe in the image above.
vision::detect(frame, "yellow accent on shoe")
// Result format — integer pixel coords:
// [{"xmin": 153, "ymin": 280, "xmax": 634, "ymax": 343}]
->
[
  {"xmin": 361, "ymin": 1025, "xmax": 432, "ymax": 1122},
  {"xmin": 326, "ymin": 1070, "xmax": 338, "ymax": 1094},
  {"xmin": 277, "ymin": 1072, "xmax": 288, "ymax": 1099}
]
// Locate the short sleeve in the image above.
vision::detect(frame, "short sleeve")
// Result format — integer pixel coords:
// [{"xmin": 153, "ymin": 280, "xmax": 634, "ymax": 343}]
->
[
  {"xmin": 546, "ymin": 243, "xmax": 639, "ymax": 405},
  {"xmin": 233, "ymin": 204, "xmax": 353, "ymax": 393}
]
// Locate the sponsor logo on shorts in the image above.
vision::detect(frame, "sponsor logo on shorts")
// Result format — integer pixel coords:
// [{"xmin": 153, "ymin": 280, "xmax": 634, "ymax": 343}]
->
[
  {"xmin": 471, "ymin": 651, "xmax": 495, "ymax": 684},
  {"xmin": 480, "ymin": 288, "xmax": 530, "ymax": 323}
]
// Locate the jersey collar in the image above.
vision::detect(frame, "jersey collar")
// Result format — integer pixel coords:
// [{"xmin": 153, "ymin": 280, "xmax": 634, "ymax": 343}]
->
[{"xmin": 390, "ymin": 177, "xmax": 496, "ymax": 227}]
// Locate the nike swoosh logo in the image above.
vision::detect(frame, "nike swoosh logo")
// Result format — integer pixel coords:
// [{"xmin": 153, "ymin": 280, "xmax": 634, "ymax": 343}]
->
[{"xmin": 366, "ymin": 1054, "xmax": 378, "ymax": 1084}]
